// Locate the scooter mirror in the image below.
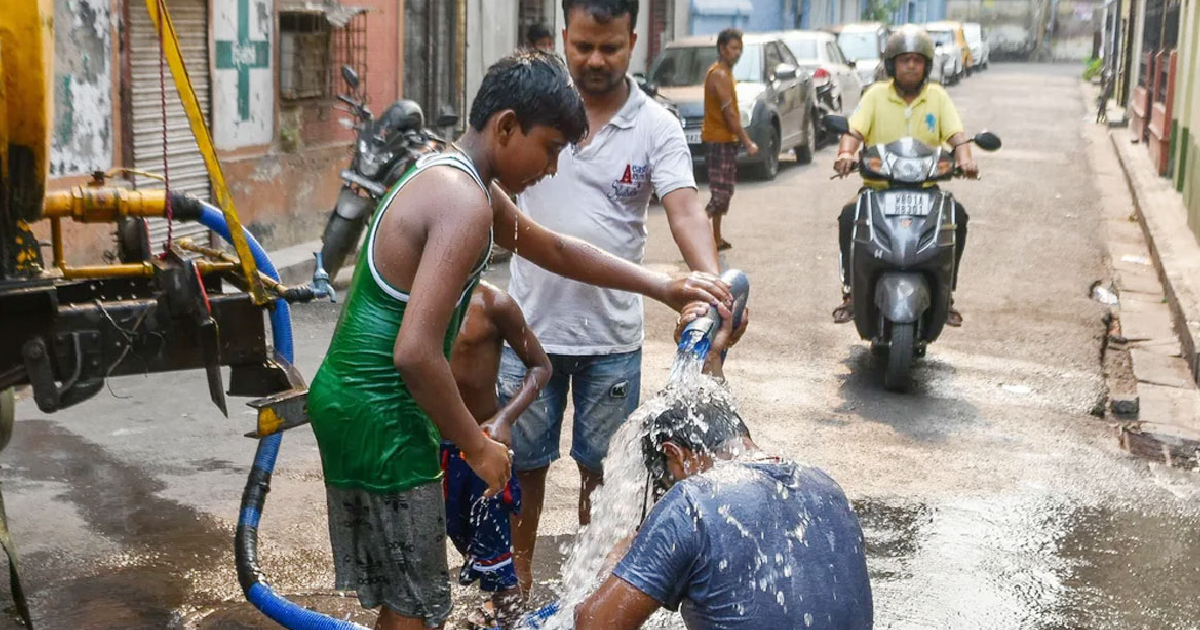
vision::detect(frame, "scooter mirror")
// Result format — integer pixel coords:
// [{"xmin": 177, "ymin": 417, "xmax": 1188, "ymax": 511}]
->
[
  {"xmin": 973, "ymin": 131, "xmax": 1001, "ymax": 151},
  {"xmin": 435, "ymin": 113, "xmax": 459, "ymax": 128},
  {"xmin": 341, "ymin": 65, "xmax": 360, "ymax": 90},
  {"xmin": 824, "ymin": 114, "xmax": 850, "ymax": 135}
]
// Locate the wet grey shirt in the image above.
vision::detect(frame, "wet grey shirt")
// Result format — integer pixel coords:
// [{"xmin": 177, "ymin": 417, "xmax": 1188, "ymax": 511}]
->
[{"xmin": 614, "ymin": 461, "xmax": 873, "ymax": 630}]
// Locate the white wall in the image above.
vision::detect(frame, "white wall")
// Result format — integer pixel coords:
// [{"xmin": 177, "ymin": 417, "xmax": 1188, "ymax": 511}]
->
[
  {"xmin": 51, "ymin": 0, "xmax": 113, "ymax": 176},
  {"xmin": 213, "ymin": 0, "xmax": 273, "ymax": 149},
  {"xmin": 675, "ymin": 0, "xmax": 692, "ymax": 39},
  {"xmin": 466, "ymin": 0, "xmax": 520, "ymax": 111}
]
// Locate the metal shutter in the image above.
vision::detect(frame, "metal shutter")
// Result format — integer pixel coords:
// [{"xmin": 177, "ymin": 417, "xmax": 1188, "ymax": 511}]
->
[{"xmin": 130, "ymin": 0, "xmax": 213, "ymax": 249}]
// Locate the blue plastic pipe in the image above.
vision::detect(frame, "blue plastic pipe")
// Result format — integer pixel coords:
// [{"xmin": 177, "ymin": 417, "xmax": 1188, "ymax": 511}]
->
[{"xmin": 197, "ymin": 202, "xmax": 368, "ymax": 630}]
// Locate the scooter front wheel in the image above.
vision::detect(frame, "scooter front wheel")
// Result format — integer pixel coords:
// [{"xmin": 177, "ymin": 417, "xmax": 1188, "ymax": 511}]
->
[
  {"xmin": 319, "ymin": 213, "xmax": 368, "ymax": 282},
  {"xmin": 884, "ymin": 322, "xmax": 915, "ymax": 391}
]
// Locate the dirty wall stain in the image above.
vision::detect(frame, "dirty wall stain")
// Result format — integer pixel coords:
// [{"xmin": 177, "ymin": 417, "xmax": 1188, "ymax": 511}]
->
[{"xmin": 51, "ymin": 0, "xmax": 113, "ymax": 176}]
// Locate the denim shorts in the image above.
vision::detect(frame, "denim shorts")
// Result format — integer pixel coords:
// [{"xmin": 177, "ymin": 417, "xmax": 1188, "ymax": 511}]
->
[{"xmin": 497, "ymin": 347, "xmax": 642, "ymax": 473}]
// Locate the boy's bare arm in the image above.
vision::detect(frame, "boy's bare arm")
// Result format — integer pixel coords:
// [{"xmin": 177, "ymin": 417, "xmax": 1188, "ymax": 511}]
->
[
  {"xmin": 491, "ymin": 186, "xmax": 732, "ymax": 311},
  {"xmin": 482, "ymin": 291, "xmax": 552, "ymax": 446},
  {"xmin": 392, "ymin": 177, "xmax": 511, "ymax": 494}
]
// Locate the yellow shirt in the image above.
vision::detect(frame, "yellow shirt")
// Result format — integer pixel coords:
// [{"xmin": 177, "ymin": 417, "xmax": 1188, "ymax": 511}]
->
[
  {"xmin": 702, "ymin": 62, "xmax": 740, "ymax": 143},
  {"xmin": 849, "ymin": 79, "xmax": 963, "ymax": 147},
  {"xmin": 848, "ymin": 80, "xmax": 963, "ymax": 187}
]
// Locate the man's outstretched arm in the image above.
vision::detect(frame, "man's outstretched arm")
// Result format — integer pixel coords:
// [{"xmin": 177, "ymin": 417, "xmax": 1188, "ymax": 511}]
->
[{"xmin": 576, "ymin": 575, "xmax": 661, "ymax": 630}]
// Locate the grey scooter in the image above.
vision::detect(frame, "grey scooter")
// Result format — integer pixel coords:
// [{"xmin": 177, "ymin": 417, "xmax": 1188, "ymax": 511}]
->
[{"xmin": 826, "ymin": 115, "xmax": 1001, "ymax": 390}]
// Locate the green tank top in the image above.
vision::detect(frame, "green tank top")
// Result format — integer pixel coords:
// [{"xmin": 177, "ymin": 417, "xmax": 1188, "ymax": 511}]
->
[{"xmin": 308, "ymin": 152, "xmax": 493, "ymax": 493}]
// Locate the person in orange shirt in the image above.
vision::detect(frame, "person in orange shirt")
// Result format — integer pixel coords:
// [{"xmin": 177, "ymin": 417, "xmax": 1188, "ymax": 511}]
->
[{"xmin": 702, "ymin": 28, "xmax": 759, "ymax": 251}]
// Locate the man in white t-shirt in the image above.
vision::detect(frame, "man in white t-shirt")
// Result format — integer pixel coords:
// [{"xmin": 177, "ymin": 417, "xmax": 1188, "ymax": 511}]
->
[{"xmin": 497, "ymin": 0, "xmax": 723, "ymax": 597}]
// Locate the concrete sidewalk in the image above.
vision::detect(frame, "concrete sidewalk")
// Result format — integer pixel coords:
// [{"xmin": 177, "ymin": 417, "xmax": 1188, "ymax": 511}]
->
[{"xmin": 1101, "ymin": 96, "xmax": 1200, "ymax": 466}]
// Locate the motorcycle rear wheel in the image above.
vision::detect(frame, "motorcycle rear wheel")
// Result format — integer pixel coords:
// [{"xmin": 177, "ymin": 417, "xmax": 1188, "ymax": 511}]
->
[{"xmin": 884, "ymin": 322, "xmax": 916, "ymax": 391}]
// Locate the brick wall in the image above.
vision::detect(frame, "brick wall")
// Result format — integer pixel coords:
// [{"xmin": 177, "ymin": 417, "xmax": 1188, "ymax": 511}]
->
[{"xmin": 228, "ymin": 0, "xmax": 403, "ymax": 250}]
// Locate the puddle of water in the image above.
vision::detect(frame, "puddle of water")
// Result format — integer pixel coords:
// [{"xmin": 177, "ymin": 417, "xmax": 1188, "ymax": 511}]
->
[{"xmin": 855, "ymin": 496, "xmax": 1200, "ymax": 630}]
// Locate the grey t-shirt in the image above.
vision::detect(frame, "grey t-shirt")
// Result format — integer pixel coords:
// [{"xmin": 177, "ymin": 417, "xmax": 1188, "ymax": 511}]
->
[
  {"xmin": 509, "ymin": 78, "xmax": 695, "ymax": 355},
  {"xmin": 614, "ymin": 461, "xmax": 873, "ymax": 630}
]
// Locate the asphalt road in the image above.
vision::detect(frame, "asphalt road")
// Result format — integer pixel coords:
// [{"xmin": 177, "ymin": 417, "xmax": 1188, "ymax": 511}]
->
[{"xmin": 3, "ymin": 63, "xmax": 1199, "ymax": 629}]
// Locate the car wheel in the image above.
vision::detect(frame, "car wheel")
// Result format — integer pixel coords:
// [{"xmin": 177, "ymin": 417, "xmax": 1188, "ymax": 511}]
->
[
  {"xmin": 794, "ymin": 115, "xmax": 816, "ymax": 165},
  {"xmin": 753, "ymin": 127, "xmax": 780, "ymax": 180}
]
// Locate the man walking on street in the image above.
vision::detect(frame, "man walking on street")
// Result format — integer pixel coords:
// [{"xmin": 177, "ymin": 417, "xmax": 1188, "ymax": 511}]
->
[
  {"xmin": 702, "ymin": 28, "xmax": 759, "ymax": 251},
  {"xmin": 498, "ymin": 0, "xmax": 724, "ymax": 599}
]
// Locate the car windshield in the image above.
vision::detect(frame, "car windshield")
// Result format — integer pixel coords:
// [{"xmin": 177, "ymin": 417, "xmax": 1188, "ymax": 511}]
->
[
  {"xmin": 928, "ymin": 30, "xmax": 954, "ymax": 46},
  {"xmin": 650, "ymin": 44, "xmax": 763, "ymax": 87},
  {"xmin": 781, "ymin": 37, "xmax": 819, "ymax": 62},
  {"xmin": 837, "ymin": 32, "xmax": 879, "ymax": 60}
]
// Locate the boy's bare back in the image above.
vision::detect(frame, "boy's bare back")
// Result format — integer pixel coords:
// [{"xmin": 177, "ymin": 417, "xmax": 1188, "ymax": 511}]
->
[{"xmin": 451, "ymin": 283, "xmax": 509, "ymax": 423}]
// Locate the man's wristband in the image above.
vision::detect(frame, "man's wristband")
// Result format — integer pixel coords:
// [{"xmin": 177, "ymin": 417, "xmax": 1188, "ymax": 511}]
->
[{"xmin": 837, "ymin": 152, "xmax": 856, "ymax": 160}]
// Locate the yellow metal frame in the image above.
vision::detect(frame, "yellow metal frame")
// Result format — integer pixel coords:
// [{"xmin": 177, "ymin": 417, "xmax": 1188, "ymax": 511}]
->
[{"xmin": 143, "ymin": 0, "xmax": 267, "ymax": 304}]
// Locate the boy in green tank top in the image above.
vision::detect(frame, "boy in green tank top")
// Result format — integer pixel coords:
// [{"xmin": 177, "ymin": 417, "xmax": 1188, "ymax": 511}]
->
[{"xmin": 308, "ymin": 50, "xmax": 734, "ymax": 630}]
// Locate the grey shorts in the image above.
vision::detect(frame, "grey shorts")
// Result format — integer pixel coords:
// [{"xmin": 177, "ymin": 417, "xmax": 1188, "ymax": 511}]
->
[{"xmin": 326, "ymin": 482, "xmax": 451, "ymax": 626}]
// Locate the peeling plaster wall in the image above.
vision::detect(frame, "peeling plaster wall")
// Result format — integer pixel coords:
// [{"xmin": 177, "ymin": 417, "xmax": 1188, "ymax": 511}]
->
[
  {"xmin": 214, "ymin": 0, "xmax": 275, "ymax": 149},
  {"xmin": 51, "ymin": 0, "xmax": 113, "ymax": 176}
]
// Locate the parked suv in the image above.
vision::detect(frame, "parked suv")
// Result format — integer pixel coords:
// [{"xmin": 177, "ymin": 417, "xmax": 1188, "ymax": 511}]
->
[{"xmin": 648, "ymin": 33, "xmax": 818, "ymax": 180}]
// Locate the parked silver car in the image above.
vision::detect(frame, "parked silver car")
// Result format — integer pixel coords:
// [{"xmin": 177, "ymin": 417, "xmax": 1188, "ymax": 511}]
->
[{"xmin": 649, "ymin": 33, "xmax": 818, "ymax": 180}]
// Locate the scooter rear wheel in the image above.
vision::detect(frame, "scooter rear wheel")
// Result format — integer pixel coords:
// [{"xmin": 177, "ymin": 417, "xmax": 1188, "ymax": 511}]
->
[{"xmin": 884, "ymin": 322, "xmax": 915, "ymax": 391}]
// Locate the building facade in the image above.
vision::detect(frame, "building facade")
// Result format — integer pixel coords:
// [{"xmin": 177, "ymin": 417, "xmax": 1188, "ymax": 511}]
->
[{"xmin": 47, "ymin": 0, "xmax": 405, "ymax": 261}]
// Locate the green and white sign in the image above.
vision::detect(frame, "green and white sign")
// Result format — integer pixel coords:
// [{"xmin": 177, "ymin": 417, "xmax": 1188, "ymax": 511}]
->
[{"xmin": 215, "ymin": 0, "xmax": 273, "ymax": 149}]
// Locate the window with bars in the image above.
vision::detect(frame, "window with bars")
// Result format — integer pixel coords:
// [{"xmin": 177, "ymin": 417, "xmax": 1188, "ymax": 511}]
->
[
  {"xmin": 279, "ymin": 11, "xmax": 367, "ymax": 101},
  {"xmin": 519, "ymin": 0, "xmax": 549, "ymax": 45}
]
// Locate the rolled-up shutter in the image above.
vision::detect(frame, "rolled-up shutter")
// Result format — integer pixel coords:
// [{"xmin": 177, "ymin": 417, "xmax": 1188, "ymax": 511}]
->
[{"xmin": 130, "ymin": 0, "xmax": 213, "ymax": 249}]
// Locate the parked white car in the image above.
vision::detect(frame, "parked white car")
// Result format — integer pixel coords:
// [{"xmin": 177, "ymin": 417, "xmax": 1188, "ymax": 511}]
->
[
  {"xmin": 774, "ymin": 30, "xmax": 862, "ymax": 114},
  {"xmin": 924, "ymin": 25, "xmax": 964, "ymax": 84},
  {"xmin": 963, "ymin": 22, "xmax": 990, "ymax": 71},
  {"xmin": 835, "ymin": 22, "xmax": 888, "ymax": 92}
]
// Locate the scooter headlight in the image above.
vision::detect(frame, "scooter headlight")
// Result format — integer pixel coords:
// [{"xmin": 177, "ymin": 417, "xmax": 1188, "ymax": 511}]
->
[
  {"xmin": 888, "ymin": 156, "xmax": 936, "ymax": 183},
  {"xmin": 359, "ymin": 144, "xmax": 391, "ymax": 178}
]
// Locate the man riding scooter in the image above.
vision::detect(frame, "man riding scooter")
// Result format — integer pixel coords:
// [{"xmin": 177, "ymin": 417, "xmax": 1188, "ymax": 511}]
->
[{"xmin": 832, "ymin": 25, "xmax": 979, "ymax": 326}]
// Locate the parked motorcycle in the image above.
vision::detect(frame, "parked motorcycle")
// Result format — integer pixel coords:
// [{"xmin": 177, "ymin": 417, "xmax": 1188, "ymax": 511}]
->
[
  {"xmin": 318, "ymin": 65, "xmax": 458, "ymax": 282},
  {"xmin": 825, "ymin": 114, "xmax": 1001, "ymax": 390}
]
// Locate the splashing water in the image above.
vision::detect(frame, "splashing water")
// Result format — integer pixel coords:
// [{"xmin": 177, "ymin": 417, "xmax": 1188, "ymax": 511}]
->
[{"xmin": 523, "ymin": 341, "xmax": 745, "ymax": 629}]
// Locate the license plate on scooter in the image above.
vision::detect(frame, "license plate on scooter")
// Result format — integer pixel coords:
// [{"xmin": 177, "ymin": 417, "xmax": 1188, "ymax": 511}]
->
[{"xmin": 883, "ymin": 192, "xmax": 932, "ymax": 216}]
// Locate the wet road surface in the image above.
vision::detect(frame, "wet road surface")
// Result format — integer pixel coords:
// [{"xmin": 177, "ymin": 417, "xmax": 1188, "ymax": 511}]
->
[{"xmin": 2, "ymin": 64, "xmax": 1199, "ymax": 628}]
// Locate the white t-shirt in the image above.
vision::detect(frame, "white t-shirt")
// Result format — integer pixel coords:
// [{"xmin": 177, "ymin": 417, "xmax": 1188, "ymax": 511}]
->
[{"xmin": 509, "ymin": 78, "xmax": 695, "ymax": 355}]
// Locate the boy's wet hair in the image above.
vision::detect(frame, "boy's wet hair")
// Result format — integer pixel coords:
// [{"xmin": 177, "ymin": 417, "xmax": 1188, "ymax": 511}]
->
[
  {"xmin": 469, "ymin": 49, "xmax": 588, "ymax": 144},
  {"xmin": 562, "ymin": 0, "xmax": 638, "ymax": 30},
  {"xmin": 641, "ymin": 397, "xmax": 750, "ymax": 491},
  {"xmin": 717, "ymin": 28, "xmax": 743, "ymax": 49}
]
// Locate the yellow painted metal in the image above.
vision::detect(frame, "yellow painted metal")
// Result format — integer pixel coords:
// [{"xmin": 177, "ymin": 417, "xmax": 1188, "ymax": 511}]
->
[
  {"xmin": 143, "ymin": 0, "xmax": 266, "ymax": 304},
  {"xmin": 0, "ymin": 0, "xmax": 53, "ymax": 223},
  {"xmin": 43, "ymin": 187, "xmax": 171, "ymax": 222},
  {"xmin": 57, "ymin": 260, "xmax": 238, "ymax": 280},
  {"xmin": 256, "ymin": 407, "xmax": 285, "ymax": 438}
]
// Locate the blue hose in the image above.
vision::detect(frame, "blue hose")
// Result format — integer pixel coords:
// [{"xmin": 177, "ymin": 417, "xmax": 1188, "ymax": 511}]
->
[{"xmin": 196, "ymin": 202, "xmax": 367, "ymax": 629}]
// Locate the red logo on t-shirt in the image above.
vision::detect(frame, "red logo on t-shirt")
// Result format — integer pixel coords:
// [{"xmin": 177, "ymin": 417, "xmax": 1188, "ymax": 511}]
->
[{"xmin": 620, "ymin": 164, "xmax": 633, "ymax": 184}]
